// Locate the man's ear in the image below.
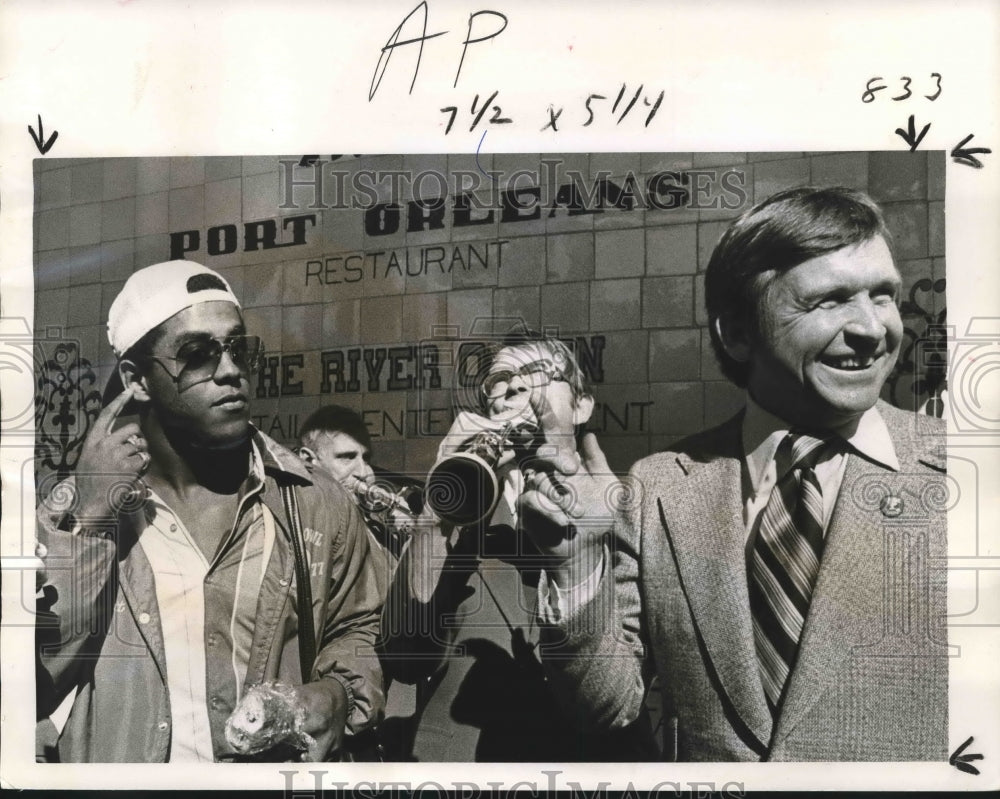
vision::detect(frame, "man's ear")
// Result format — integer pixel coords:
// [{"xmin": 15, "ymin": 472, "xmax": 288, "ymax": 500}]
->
[
  {"xmin": 714, "ymin": 315, "xmax": 751, "ymax": 364},
  {"xmin": 572, "ymin": 393, "xmax": 596, "ymax": 425},
  {"xmin": 297, "ymin": 446, "xmax": 317, "ymax": 472},
  {"xmin": 118, "ymin": 359, "xmax": 152, "ymax": 403}
]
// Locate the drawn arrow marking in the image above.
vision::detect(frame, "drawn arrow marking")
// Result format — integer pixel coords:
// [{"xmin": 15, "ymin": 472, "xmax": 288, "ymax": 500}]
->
[
  {"xmin": 949, "ymin": 736, "xmax": 984, "ymax": 776},
  {"xmin": 894, "ymin": 114, "xmax": 930, "ymax": 152},
  {"xmin": 951, "ymin": 133, "xmax": 992, "ymax": 169},
  {"xmin": 28, "ymin": 114, "xmax": 58, "ymax": 155}
]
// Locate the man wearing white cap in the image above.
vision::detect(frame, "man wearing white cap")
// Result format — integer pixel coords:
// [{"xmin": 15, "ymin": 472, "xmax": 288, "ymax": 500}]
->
[{"xmin": 36, "ymin": 261, "xmax": 387, "ymax": 762}]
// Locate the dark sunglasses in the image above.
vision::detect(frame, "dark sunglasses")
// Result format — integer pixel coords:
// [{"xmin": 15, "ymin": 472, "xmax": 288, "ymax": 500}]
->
[{"xmin": 150, "ymin": 334, "xmax": 264, "ymax": 385}]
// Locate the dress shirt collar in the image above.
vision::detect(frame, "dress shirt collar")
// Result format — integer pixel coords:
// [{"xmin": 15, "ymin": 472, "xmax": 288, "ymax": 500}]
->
[{"xmin": 742, "ymin": 395, "xmax": 899, "ymax": 495}]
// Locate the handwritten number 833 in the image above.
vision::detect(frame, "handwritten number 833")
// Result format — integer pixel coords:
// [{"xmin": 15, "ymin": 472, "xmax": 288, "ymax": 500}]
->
[{"xmin": 862, "ymin": 73, "xmax": 942, "ymax": 103}]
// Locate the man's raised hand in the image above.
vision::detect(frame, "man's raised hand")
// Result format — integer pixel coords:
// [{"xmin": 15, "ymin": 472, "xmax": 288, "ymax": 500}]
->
[
  {"xmin": 74, "ymin": 386, "xmax": 150, "ymax": 520},
  {"xmin": 517, "ymin": 433, "xmax": 624, "ymax": 588}
]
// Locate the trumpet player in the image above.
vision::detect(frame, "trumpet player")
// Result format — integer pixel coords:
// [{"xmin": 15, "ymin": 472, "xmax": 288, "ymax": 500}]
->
[
  {"xmin": 297, "ymin": 405, "xmax": 374, "ymax": 490},
  {"xmin": 379, "ymin": 329, "xmax": 658, "ymax": 762},
  {"xmin": 297, "ymin": 405, "xmax": 418, "ymax": 563}
]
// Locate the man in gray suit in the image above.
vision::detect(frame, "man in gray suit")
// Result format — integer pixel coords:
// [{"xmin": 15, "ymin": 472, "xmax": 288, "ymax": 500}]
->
[{"xmin": 520, "ymin": 187, "xmax": 949, "ymax": 761}]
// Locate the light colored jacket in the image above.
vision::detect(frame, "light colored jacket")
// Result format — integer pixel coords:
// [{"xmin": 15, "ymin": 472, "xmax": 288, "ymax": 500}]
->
[{"xmin": 36, "ymin": 429, "xmax": 388, "ymax": 762}]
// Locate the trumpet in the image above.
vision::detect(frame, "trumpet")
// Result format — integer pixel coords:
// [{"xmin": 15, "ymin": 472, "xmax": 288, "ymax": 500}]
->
[
  {"xmin": 346, "ymin": 475, "xmax": 423, "ymax": 534},
  {"xmin": 424, "ymin": 421, "xmax": 541, "ymax": 527}
]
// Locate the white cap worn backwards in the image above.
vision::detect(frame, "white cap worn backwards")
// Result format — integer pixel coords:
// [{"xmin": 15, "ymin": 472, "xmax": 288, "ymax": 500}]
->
[{"xmin": 107, "ymin": 260, "xmax": 241, "ymax": 357}]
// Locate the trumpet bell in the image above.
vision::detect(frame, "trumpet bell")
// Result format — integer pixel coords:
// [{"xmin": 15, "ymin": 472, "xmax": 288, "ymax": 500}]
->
[
  {"xmin": 348, "ymin": 475, "xmax": 423, "ymax": 537},
  {"xmin": 360, "ymin": 479, "xmax": 422, "ymax": 516},
  {"xmin": 425, "ymin": 451, "xmax": 502, "ymax": 527}
]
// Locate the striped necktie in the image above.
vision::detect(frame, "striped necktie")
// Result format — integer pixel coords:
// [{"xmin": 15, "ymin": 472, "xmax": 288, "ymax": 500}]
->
[{"xmin": 749, "ymin": 432, "xmax": 832, "ymax": 713}]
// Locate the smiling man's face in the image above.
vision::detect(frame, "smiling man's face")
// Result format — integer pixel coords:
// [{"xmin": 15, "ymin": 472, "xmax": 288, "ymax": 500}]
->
[{"xmin": 740, "ymin": 236, "xmax": 902, "ymax": 429}]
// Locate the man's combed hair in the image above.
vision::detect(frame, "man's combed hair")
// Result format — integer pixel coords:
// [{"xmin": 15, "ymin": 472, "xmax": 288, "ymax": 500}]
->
[
  {"xmin": 704, "ymin": 186, "xmax": 894, "ymax": 387},
  {"xmin": 299, "ymin": 405, "xmax": 372, "ymax": 451}
]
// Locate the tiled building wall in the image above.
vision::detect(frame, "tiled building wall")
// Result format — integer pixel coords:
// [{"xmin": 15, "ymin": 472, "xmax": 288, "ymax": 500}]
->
[{"xmin": 33, "ymin": 151, "xmax": 945, "ymax": 484}]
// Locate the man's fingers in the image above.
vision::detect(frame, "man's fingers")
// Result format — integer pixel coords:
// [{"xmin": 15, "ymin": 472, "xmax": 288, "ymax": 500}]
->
[
  {"xmin": 526, "ymin": 378, "xmax": 556, "ymax": 423},
  {"xmin": 100, "ymin": 385, "xmax": 135, "ymax": 434},
  {"xmin": 548, "ymin": 445, "xmax": 581, "ymax": 476},
  {"xmin": 519, "ymin": 489, "xmax": 571, "ymax": 529},
  {"xmin": 524, "ymin": 470, "xmax": 579, "ymax": 518},
  {"xmin": 528, "ymin": 394, "xmax": 577, "ymax": 462},
  {"xmin": 105, "ymin": 422, "xmax": 142, "ymax": 448},
  {"xmin": 94, "ymin": 422, "xmax": 149, "ymax": 475},
  {"xmin": 301, "ymin": 734, "xmax": 332, "ymax": 762},
  {"xmin": 579, "ymin": 432, "xmax": 611, "ymax": 475},
  {"xmin": 523, "ymin": 442, "xmax": 580, "ymax": 477}
]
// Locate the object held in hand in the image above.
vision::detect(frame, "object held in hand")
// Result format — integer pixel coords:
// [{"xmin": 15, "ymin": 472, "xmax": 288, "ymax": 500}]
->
[
  {"xmin": 225, "ymin": 681, "xmax": 316, "ymax": 756},
  {"xmin": 425, "ymin": 420, "xmax": 541, "ymax": 526},
  {"xmin": 347, "ymin": 475, "xmax": 423, "ymax": 534}
]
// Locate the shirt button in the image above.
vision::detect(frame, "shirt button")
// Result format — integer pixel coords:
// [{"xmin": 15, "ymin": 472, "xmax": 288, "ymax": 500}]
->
[
  {"xmin": 211, "ymin": 696, "xmax": 222, "ymax": 709},
  {"xmin": 279, "ymin": 578, "xmax": 290, "ymax": 587},
  {"xmin": 138, "ymin": 612, "xmax": 151, "ymax": 624},
  {"xmin": 169, "ymin": 524, "xmax": 177, "ymax": 532},
  {"xmin": 157, "ymin": 721, "xmax": 169, "ymax": 731}
]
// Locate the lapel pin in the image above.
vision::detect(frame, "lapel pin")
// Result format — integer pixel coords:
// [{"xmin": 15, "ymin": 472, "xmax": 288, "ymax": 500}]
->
[{"xmin": 880, "ymin": 494, "xmax": 904, "ymax": 518}]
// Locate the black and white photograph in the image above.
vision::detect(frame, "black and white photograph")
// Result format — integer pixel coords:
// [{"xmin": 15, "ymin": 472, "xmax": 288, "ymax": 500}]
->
[
  {"xmin": 1, "ymin": 1, "xmax": 998, "ymax": 793},
  {"xmin": 23, "ymin": 151, "xmax": 953, "ymax": 761}
]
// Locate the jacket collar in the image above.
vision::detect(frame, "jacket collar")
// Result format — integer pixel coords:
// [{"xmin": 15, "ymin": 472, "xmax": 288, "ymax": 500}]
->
[{"xmin": 250, "ymin": 426, "xmax": 314, "ymax": 486}]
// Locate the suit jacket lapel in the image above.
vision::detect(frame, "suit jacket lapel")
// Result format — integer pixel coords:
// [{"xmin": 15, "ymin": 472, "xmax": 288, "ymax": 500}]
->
[
  {"xmin": 770, "ymin": 448, "xmax": 890, "ymax": 746},
  {"xmin": 772, "ymin": 403, "xmax": 947, "ymax": 746},
  {"xmin": 657, "ymin": 418, "xmax": 773, "ymax": 751}
]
